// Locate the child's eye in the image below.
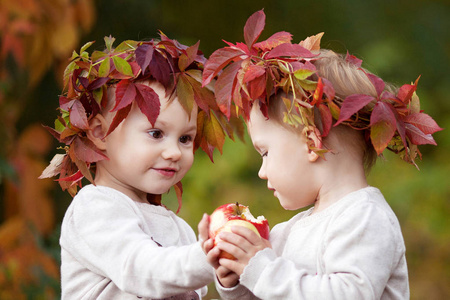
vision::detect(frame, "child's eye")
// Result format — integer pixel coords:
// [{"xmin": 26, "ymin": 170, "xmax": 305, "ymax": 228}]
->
[
  {"xmin": 148, "ymin": 130, "xmax": 163, "ymax": 139},
  {"xmin": 179, "ymin": 135, "xmax": 193, "ymax": 144},
  {"xmin": 261, "ymin": 151, "xmax": 268, "ymax": 158}
]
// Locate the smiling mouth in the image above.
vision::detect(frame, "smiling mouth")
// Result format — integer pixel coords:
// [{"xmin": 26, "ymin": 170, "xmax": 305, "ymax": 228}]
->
[{"xmin": 154, "ymin": 168, "xmax": 177, "ymax": 177}]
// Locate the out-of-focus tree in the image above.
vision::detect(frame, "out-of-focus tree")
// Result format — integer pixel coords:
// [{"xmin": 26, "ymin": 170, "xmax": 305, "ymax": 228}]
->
[{"xmin": 0, "ymin": 0, "xmax": 95, "ymax": 297}]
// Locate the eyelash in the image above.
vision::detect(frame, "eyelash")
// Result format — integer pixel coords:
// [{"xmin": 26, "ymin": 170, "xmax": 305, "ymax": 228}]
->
[
  {"xmin": 261, "ymin": 151, "xmax": 268, "ymax": 158},
  {"xmin": 148, "ymin": 130, "xmax": 193, "ymax": 145}
]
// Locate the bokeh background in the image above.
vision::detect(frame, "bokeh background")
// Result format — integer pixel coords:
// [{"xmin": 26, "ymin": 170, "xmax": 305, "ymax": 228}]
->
[{"xmin": 1, "ymin": 0, "xmax": 449, "ymax": 299}]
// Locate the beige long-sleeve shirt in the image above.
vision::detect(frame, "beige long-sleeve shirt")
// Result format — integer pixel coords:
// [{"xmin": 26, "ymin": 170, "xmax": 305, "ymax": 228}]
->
[
  {"xmin": 217, "ymin": 187, "xmax": 409, "ymax": 300},
  {"xmin": 60, "ymin": 185, "xmax": 213, "ymax": 299}
]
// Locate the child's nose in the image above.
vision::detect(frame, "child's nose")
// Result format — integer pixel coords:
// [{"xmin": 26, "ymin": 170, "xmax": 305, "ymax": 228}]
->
[
  {"xmin": 258, "ymin": 163, "xmax": 267, "ymax": 180},
  {"xmin": 162, "ymin": 140, "xmax": 182, "ymax": 161}
]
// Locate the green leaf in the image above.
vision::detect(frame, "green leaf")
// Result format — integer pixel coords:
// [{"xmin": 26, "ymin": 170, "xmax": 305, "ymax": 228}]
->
[
  {"xmin": 91, "ymin": 50, "xmax": 108, "ymax": 62},
  {"xmin": 112, "ymin": 56, "xmax": 134, "ymax": 77},
  {"xmin": 114, "ymin": 40, "xmax": 139, "ymax": 53},
  {"xmin": 80, "ymin": 41, "xmax": 95, "ymax": 53},
  {"xmin": 98, "ymin": 58, "xmax": 111, "ymax": 77},
  {"xmin": 294, "ymin": 68, "xmax": 315, "ymax": 80},
  {"xmin": 104, "ymin": 35, "xmax": 116, "ymax": 52}
]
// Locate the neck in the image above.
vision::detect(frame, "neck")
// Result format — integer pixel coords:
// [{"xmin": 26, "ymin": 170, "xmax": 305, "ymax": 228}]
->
[{"xmin": 311, "ymin": 155, "xmax": 368, "ymax": 214}]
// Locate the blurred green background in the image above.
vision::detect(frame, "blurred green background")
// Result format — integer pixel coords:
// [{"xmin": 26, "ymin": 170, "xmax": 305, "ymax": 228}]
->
[{"xmin": 1, "ymin": 0, "xmax": 449, "ymax": 299}]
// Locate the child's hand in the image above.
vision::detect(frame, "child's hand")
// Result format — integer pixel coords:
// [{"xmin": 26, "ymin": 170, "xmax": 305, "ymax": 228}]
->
[
  {"xmin": 198, "ymin": 213, "xmax": 240, "ymax": 287},
  {"xmin": 216, "ymin": 225, "xmax": 272, "ymax": 276}
]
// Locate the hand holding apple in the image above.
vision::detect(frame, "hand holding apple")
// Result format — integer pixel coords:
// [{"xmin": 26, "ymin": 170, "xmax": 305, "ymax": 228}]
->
[{"xmin": 209, "ymin": 202, "xmax": 270, "ymax": 259}]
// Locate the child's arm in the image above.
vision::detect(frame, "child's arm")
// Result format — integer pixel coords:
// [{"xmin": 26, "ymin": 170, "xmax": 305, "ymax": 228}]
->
[
  {"xmin": 60, "ymin": 190, "xmax": 214, "ymax": 299},
  {"xmin": 212, "ymin": 199, "xmax": 408, "ymax": 299},
  {"xmin": 198, "ymin": 214, "xmax": 240, "ymax": 288}
]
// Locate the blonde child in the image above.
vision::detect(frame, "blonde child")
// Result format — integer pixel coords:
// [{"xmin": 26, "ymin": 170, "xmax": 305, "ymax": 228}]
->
[
  {"xmin": 198, "ymin": 10, "xmax": 442, "ymax": 299},
  {"xmin": 41, "ymin": 34, "xmax": 237, "ymax": 299}
]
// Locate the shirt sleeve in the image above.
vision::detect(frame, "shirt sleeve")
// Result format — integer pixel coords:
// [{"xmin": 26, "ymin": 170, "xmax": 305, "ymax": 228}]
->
[
  {"xmin": 235, "ymin": 200, "xmax": 405, "ymax": 299},
  {"xmin": 60, "ymin": 189, "xmax": 214, "ymax": 298}
]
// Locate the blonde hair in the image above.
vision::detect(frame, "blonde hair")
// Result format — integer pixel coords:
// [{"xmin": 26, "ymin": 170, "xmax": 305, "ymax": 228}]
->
[{"xmin": 268, "ymin": 49, "xmax": 381, "ymax": 172}]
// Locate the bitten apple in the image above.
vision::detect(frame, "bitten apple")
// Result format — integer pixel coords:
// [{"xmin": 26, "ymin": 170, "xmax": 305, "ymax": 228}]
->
[{"xmin": 209, "ymin": 202, "xmax": 269, "ymax": 259}]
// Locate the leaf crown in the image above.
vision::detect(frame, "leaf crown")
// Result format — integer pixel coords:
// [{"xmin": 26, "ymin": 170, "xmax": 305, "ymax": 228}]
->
[
  {"xmin": 202, "ymin": 10, "xmax": 443, "ymax": 168},
  {"xmin": 41, "ymin": 33, "xmax": 242, "ymax": 197}
]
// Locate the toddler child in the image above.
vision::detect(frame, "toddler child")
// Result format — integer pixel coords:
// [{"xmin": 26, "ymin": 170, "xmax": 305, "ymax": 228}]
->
[
  {"xmin": 40, "ymin": 34, "xmax": 238, "ymax": 299},
  {"xmin": 199, "ymin": 10, "xmax": 442, "ymax": 299}
]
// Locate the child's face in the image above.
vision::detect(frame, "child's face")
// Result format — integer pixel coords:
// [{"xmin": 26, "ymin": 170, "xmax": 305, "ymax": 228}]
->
[
  {"xmin": 96, "ymin": 82, "xmax": 197, "ymax": 202},
  {"xmin": 247, "ymin": 103, "xmax": 319, "ymax": 210}
]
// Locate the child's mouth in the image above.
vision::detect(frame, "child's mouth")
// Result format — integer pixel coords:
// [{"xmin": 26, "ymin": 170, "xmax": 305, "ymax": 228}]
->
[{"xmin": 154, "ymin": 168, "xmax": 177, "ymax": 177}]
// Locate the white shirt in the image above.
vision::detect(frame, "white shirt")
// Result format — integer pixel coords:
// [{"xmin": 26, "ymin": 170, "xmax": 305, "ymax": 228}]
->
[
  {"xmin": 217, "ymin": 187, "xmax": 409, "ymax": 299},
  {"xmin": 60, "ymin": 185, "xmax": 213, "ymax": 299}
]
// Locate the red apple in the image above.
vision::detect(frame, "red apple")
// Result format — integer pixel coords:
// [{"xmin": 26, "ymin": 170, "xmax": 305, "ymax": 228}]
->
[{"xmin": 209, "ymin": 202, "xmax": 270, "ymax": 259}]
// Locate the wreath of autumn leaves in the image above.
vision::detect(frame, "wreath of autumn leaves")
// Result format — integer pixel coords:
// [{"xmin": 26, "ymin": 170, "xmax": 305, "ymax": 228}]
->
[
  {"xmin": 202, "ymin": 10, "xmax": 443, "ymax": 168},
  {"xmin": 40, "ymin": 33, "xmax": 242, "ymax": 200}
]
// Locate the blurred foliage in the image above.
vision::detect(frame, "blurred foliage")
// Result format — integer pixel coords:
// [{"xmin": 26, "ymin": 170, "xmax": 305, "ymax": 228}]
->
[{"xmin": 1, "ymin": 0, "xmax": 449, "ymax": 299}]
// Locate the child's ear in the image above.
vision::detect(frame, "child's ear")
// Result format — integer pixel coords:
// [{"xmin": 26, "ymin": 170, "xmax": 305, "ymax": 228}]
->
[
  {"xmin": 306, "ymin": 131, "xmax": 322, "ymax": 162},
  {"xmin": 86, "ymin": 114, "xmax": 109, "ymax": 151}
]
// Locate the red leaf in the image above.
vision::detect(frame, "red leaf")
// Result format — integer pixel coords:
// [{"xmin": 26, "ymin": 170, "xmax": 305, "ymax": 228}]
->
[
  {"xmin": 87, "ymin": 77, "xmax": 110, "ymax": 90},
  {"xmin": 106, "ymin": 104, "xmax": 132, "ymax": 136},
  {"xmin": 371, "ymin": 121, "xmax": 397, "ymax": 154},
  {"xmin": 135, "ymin": 83, "xmax": 161, "ymax": 126},
  {"xmin": 184, "ymin": 73, "xmax": 219, "ymax": 113},
  {"xmin": 135, "ymin": 44, "xmax": 154, "ymax": 75},
  {"xmin": 397, "ymin": 82, "xmax": 417, "ymax": 103},
  {"xmin": 345, "ymin": 51, "xmax": 362, "ymax": 67},
  {"xmin": 266, "ymin": 43, "xmax": 315, "ymax": 59},
  {"xmin": 150, "ymin": 50, "xmax": 172, "ymax": 87},
  {"xmin": 312, "ymin": 77, "xmax": 324, "ymax": 105},
  {"xmin": 254, "ymin": 31, "xmax": 292, "ymax": 51},
  {"xmin": 56, "ymin": 169, "xmax": 84, "ymax": 183},
  {"xmin": 334, "ymin": 94, "xmax": 375, "ymax": 126},
  {"xmin": 247, "ymin": 73, "xmax": 266, "ymax": 101},
  {"xmin": 370, "ymin": 102, "xmax": 397, "ymax": 127},
  {"xmin": 369, "ymin": 102, "xmax": 397, "ymax": 154},
  {"xmin": 405, "ymin": 123, "xmax": 437, "ymax": 145},
  {"xmin": 365, "ymin": 73, "xmax": 385, "ymax": 97},
  {"xmin": 112, "ymin": 80, "xmax": 136, "ymax": 112},
  {"xmin": 318, "ymin": 103, "xmax": 332, "ymax": 137},
  {"xmin": 69, "ymin": 100, "xmax": 89, "ymax": 130},
  {"xmin": 243, "ymin": 10, "xmax": 266, "ymax": 48},
  {"xmin": 202, "ymin": 47, "xmax": 245, "ymax": 86},
  {"xmin": 174, "ymin": 181, "xmax": 183, "ymax": 214},
  {"xmin": 215, "ymin": 60, "xmax": 243, "ymax": 118},
  {"xmin": 73, "ymin": 136, "xmax": 108, "ymax": 163},
  {"xmin": 404, "ymin": 113, "xmax": 443, "ymax": 135},
  {"xmin": 178, "ymin": 40, "xmax": 200, "ymax": 71},
  {"xmin": 243, "ymin": 65, "xmax": 266, "ymax": 83}
]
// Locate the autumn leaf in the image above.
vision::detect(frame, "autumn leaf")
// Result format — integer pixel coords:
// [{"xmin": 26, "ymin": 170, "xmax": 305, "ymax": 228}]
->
[
  {"xmin": 404, "ymin": 113, "xmax": 443, "ymax": 135},
  {"xmin": 135, "ymin": 83, "xmax": 161, "ymax": 126},
  {"xmin": 178, "ymin": 40, "xmax": 200, "ymax": 71},
  {"xmin": 214, "ymin": 60, "xmax": 243, "ymax": 118},
  {"xmin": 112, "ymin": 56, "xmax": 134, "ymax": 77},
  {"xmin": 173, "ymin": 181, "xmax": 183, "ymax": 214},
  {"xmin": 397, "ymin": 77, "xmax": 419, "ymax": 103},
  {"xmin": 202, "ymin": 47, "xmax": 245, "ymax": 87},
  {"xmin": 112, "ymin": 80, "xmax": 137, "ymax": 112},
  {"xmin": 149, "ymin": 50, "xmax": 172, "ymax": 87},
  {"xmin": 299, "ymin": 32, "xmax": 324, "ymax": 51},
  {"xmin": 254, "ymin": 31, "xmax": 292, "ymax": 51},
  {"xmin": 243, "ymin": 65, "xmax": 266, "ymax": 83},
  {"xmin": 72, "ymin": 136, "xmax": 108, "ymax": 163},
  {"xmin": 405, "ymin": 123, "xmax": 437, "ymax": 145},
  {"xmin": 370, "ymin": 102, "xmax": 397, "ymax": 154},
  {"xmin": 69, "ymin": 100, "xmax": 89, "ymax": 130},
  {"xmin": 266, "ymin": 43, "xmax": 315, "ymax": 59},
  {"xmin": 39, "ymin": 154, "xmax": 66, "ymax": 179},
  {"xmin": 366, "ymin": 73, "xmax": 385, "ymax": 97},
  {"xmin": 334, "ymin": 94, "xmax": 375, "ymax": 126},
  {"xmin": 135, "ymin": 43, "xmax": 154, "ymax": 75},
  {"xmin": 106, "ymin": 104, "xmax": 132, "ymax": 136},
  {"xmin": 243, "ymin": 9, "xmax": 266, "ymax": 48},
  {"xmin": 98, "ymin": 57, "xmax": 111, "ymax": 77},
  {"xmin": 345, "ymin": 51, "xmax": 362, "ymax": 67},
  {"xmin": 176, "ymin": 74, "xmax": 195, "ymax": 115},
  {"xmin": 247, "ymin": 73, "xmax": 266, "ymax": 101}
]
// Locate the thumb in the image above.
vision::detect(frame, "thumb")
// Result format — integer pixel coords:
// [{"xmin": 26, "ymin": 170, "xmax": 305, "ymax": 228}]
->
[{"xmin": 198, "ymin": 213, "xmax": 210, "ymax": 242}]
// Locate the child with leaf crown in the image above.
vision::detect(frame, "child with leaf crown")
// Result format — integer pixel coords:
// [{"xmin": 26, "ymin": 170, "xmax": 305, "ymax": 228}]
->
[
  {"xmin": 40, "ymin": 33, "xmax": 242, "ymax": 299},
  {"xmin": 199, "ymin": 10, "xmax": 443, "ymax": 299}
]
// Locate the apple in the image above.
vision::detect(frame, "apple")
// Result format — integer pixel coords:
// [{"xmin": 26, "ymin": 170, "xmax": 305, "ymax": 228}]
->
[{"xmin": 209, "ymin": 202, "xmax": 270, "ymax": 259}]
